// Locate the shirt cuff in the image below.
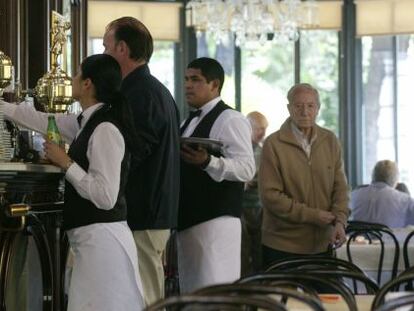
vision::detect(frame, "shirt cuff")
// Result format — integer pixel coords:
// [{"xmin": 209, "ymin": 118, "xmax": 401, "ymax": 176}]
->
[{"xmin": 65, "ymin": 161, "xmax": 86, "ymax": 185}]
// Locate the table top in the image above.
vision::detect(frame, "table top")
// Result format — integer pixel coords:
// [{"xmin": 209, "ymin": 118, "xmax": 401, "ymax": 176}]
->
[{"xmin": 287, "ymin": 294, "xmax": 373, "ymax": 311}]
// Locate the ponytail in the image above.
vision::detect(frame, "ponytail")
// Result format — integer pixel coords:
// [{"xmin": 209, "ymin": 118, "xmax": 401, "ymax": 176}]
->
[{"xmin": 80, "ymin": 54, "xmax": 142, "ymax": 158}]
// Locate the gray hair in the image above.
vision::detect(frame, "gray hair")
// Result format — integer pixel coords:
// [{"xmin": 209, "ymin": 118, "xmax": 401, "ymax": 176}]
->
[
  {"xmin": 372, "ymin": 160, "xmax": 399, "ymax": 187},
  {"xmin": 287, "ymin": 83, "xmax": 320, "ymax": 107}
]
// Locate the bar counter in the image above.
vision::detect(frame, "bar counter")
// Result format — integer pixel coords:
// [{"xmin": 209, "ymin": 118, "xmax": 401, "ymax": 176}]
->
[{"xmin": 0, "ymin": 162, "xmax": 66, "ymax": 311}]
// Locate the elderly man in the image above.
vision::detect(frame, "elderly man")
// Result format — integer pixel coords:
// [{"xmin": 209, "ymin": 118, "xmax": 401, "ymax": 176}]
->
[
  {"xmin": 259, "ymin": 83, "xmax": 349, "ymax": 266},
  {"xmin": 241, "ymin": 111, "xmax": 268, "ymax": 276},
  {"xmin": 351, "ymin": 160, "xmax": 414, "ymax": 228}
]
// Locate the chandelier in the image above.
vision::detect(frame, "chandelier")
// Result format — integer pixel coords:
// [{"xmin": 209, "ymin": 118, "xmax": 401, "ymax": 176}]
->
[{"xmin": 185, "ymin": 0, "xmax": 319, "ymax": 47}]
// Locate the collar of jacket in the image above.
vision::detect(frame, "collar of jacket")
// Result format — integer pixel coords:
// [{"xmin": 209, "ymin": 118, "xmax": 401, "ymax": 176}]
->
[
  {"xmin": 121, "ymin": 64, "xmax": 150, "ymax": 87},
  {"xmin": 278, "ymin": 117, "xmax": 329, "ymax": 150}
]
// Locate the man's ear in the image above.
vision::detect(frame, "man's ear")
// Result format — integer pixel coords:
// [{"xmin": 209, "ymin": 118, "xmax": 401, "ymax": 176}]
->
[
  {"xmin": 211, "ymin": 78, "xmax": 221, "ymax": 92},
  {"xmin": 117, "ymin": 40, "xmax": 129, "ymax": 57}
]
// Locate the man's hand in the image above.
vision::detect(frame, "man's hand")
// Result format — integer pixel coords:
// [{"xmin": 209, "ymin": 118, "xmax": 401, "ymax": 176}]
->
[
  {"xmin": 316, "ymin": 210, "xmax": 336, "ymax": 226},
  {"xmin": 43, "ymin": 140, "xmax": 71, "ymax": 169},
  {"xmin": 331, "ymin": 222, "xmax": 347, "ymax": 249},
  {"xmin": 180, "ymin": 144, "xmax": 209, "ymax": 167}
]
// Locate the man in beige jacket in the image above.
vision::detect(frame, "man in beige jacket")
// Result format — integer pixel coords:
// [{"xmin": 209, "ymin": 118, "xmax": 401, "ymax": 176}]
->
[{"xmin": 259, "ymin": 83, "xmax": 349, "ymax": 267}]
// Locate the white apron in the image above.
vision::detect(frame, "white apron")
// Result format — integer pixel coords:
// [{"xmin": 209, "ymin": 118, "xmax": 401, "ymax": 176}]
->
[
  {"xmin": 66, "ymin": 221, "xmax": 144, "ymax": 311},
  {"xmin": 177, "ymin": 216, "xmax": 241, "ymax": 293}
]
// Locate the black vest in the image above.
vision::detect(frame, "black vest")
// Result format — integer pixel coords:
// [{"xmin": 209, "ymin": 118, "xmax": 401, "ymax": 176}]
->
[
  {"xmin": 178, "ymin": 101, "xmax": 244, "ymax": 231},
  {"xmin": 63, "ymin": 107, "xmax": 129, "ymax": 230}
]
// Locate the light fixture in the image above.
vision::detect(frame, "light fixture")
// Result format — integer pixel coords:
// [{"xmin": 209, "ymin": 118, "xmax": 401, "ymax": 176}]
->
[{"xmin": 186, "ymin": 0, "xmax": 319, "ymax": 47}]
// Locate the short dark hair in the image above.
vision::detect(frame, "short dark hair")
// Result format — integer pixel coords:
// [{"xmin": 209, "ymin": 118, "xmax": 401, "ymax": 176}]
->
[
  {"xmin": 187, "ymin": 57, "xmax": 225, "ymax": 93},
  {"xmin": 106, "ymin": 16, "xmax": 153, "ymax": 63}
]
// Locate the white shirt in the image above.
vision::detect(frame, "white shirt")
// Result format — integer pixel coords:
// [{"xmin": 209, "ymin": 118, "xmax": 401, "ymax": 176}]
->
[
  {"xmin": 182, "ymin": 97, "xmax": 255, "ymax": 182},
  {"xmin": 2, "ymin": 101, "xmax": 124, "ymax": 211},
  {"xmin": 290, "ymin": 121, "xmax": 317, "ymax": 159}
]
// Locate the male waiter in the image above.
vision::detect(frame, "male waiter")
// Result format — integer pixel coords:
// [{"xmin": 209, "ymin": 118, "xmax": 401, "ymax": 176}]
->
[{"xmin": 178, "ymin": 57, "xmax": 255, "ymax": 293}]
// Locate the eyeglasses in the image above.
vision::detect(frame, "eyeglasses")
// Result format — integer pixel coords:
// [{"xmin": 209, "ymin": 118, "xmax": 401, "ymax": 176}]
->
[{"xmin": 291, "ymin": 103, "xmax": 318, "ymax": 112}]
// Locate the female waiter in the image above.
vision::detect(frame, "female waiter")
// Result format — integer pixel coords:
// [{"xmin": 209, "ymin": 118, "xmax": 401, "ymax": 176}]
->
[{"xmin": 2, "ymin": 54, "xmax": 144, "ymax": 311}]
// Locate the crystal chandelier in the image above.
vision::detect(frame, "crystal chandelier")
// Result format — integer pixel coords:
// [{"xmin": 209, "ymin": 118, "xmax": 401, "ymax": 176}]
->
[{"xmin": 186, "ymin": 0, "xmax": 319, "ymax": 47}]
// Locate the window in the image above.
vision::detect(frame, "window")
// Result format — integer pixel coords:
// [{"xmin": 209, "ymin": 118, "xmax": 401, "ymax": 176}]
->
[
  {"xmin": 397, "ymin": 35, "xmax": 414, "ymax": 190},
  {"xmin": 241, "ymin": 42, "xmax": 294, "ymax": 135},
  {"xmin": 197, "ymin": 33, "xmax": 236, "ymax": 108},
  {"xmin": 361, "ymin": 36, "xmax": 395, "ymax": 184},
  {"xmin": 300, "ymin": 30, "xmax": 340, "ymax": 134},
  {"xmin": 87, "ymin": 38, "xmax": 175, "ymax": 96}
]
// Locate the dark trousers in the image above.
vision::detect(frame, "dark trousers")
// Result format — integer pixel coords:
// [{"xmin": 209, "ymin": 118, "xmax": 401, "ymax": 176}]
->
[
  {"xmin": 262, "ymin": 245, "xmax": 333, "ymax": 269},
  {"xmin": 240, "ymin": 208, "xmax": 262, "ymax": 276}
]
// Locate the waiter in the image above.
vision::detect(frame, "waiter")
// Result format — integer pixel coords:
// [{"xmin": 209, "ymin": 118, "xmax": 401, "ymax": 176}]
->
[{"xmin": 177, "ymin": 57, "xmax": 255, "ymax": 293}]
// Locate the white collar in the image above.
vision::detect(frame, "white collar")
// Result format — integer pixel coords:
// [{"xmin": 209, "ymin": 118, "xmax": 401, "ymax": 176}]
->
[
  {"xmin": 78, "ymin": 103, "xmax": 105, "ymax": 128},
  {"xmin": 195, "ymin": 96, "xmax": 222, "ymax": 118}
]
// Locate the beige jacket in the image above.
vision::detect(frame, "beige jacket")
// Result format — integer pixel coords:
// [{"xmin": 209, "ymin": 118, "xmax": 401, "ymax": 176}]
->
[{"xmin": 259, "ymin": 118, "xmax": 349, "ymax": 254}]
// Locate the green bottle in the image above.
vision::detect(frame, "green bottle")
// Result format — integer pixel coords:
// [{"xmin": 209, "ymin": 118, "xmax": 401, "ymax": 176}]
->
[{"xmin": 47, "ymin": 115, "xmax": 62, "ymax": 145}]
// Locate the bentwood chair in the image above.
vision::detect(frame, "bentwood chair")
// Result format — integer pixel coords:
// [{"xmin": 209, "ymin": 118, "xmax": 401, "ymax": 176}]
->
[
  {"xmin": 145, "ymin": 294, "xmax": 287, "ymax": 311},
  {"xmin": 195, "ymin": 284, "xmax": 324, "ymax": 311},
  {"xmin": 371, "ymin": 273, "xmax": 414, "ymax": 310},
  {"xmin": 237, "ymin": 272, "xmax": 357, "ymax": 311},
  {"xmin": 345, "ymin": 221, "xmax": 399, "ymax": 285},
  {"xmin": 265, "ymin": 256, "xmax": 377, "ymax": 294},
  {"xmin": 265, "ymin": 256, "xmax": 366, "ymax": 275},
  {"xmin": 403, "ymin": 229, "xmax": 414, "ymax": 270},
  {"xmin": 376, "ymin": 294, "xmax": 414, "ymax": 311}
]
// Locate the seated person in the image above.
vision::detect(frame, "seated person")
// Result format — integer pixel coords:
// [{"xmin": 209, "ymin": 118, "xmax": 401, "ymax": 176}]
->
[
  {"xmin": 350, "ymin": 160, "xmax": 414, "ymax": 228},
  {"xmin": 396, "ymin": 182, "xmax": 410, "ymax": 195}
]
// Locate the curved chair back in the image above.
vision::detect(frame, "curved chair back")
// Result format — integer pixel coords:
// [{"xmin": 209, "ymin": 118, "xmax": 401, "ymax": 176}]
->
[
  {"xmin": 371, "ymin": 274, "xmax": 414, "ymax": 310},
  {"xmin": 195, "ymin": 284, "xmax": 324, "ymax": 311},
  {"xmin": 302, "ymin": 270, "xmax": 379, "ymax": 294},
  {"xmin": 376, "ymin": 294, "xmax": 414, "ymax": 311},
  {"xmin": 265, "ymin": 256, "xmax": 366, "ymax": 275},
  {"xmin": 237, "ymin": 272, "xmax": 357, "ymax": 311},
  {"xmin": 403, "ymin": 229, "xmax": 414, "ymax": 270},
  {"xmin": 265, "ymin": 256, "xmax": 376, "ymax": 294},
  {"xmin": 345, "ymin": 221, "xmax": 399, "ymax": 285},
  {"xmin": 145, "ymin": 294, "xmax": 287, "ymax": 311}
]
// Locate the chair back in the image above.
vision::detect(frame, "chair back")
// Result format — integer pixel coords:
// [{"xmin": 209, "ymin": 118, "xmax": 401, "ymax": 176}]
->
[
  {"xmin": 145, "ymin": 294, "xmax": 287, "ymax": 311},
  {"xmin": 195, "ymin": 284, "xmax": 324, "ymax": 311},
  {"xmin": 265, "ymin": 256, "xmax": 376, "ymax": 294},
  {"xmin": 345, "ymin": 221, "xmax": 400, "ymax": 285},
  {"xmin": 237, "ymin": 272, "xmax": 357, "ymax": 311},
  {"xmin": 403, "ymin": 229, "xmax": 414, "ymax": 270},
  {"xmin": 265, "ymin": 256, "xmax": 366, "ymax": 275},
  {"xmin": 371, "ymin": 273, "xmax": 414, "ymax": 310},
  {"xmin": 376, "ymin": 294, "xmax": 414, "ymax": 311}
]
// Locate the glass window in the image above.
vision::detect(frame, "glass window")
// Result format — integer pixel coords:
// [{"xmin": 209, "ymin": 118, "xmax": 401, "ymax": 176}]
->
[
  {"xmin": 149, "ymin": 41, "xmax": 175, "ymax": 96},
  {"xmin": 197, "ymin": 33, "xmax": 236, "ymax": 108},
  {"xmin": 241, "ymin": 42, "xmax": 294, "ymax": 135},
  {"xmin": 361, "ymin": 36, "xmax": 395, "ymax": 183},
  {"xmin": 397, "ymin": 35, "xmax": 414, "ymax": 191},
  {"xmin": 300, "ymin": 30, "xmax": 340, "ymax": 134},
  {"xmin": 87, "ymin": 39, "xmax": 175, "ymax": 95}
]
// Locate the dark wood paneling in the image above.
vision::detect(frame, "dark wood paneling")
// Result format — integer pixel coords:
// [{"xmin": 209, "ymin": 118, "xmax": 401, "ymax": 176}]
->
[
  {"xmin": 0, "ymin": 0, "xmax": 19, "ymax": 80},
  {"xmin": 71, "ymin": 0, "xmax": 87, "ymax": 73},
  {"xmin": 28, "ymin": 0, "xmax": 49, "ymax": 89}
]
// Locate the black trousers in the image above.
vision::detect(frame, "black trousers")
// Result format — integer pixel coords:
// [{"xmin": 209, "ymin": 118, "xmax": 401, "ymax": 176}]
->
[{"xmin": 262, "ymin": 245, "xmax": 334, "ymax": 269}]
